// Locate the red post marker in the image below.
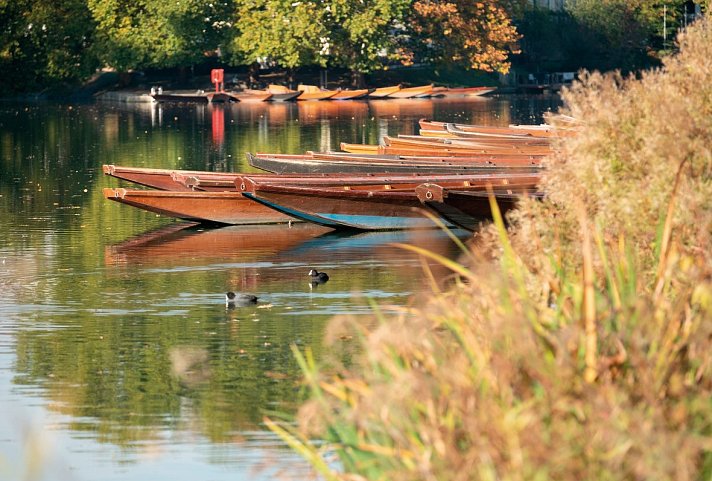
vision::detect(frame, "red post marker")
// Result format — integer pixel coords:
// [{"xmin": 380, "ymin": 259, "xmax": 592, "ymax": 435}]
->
[{"xmin": 211, "ymin": 69, "xmax": 224, "ymax": 92}]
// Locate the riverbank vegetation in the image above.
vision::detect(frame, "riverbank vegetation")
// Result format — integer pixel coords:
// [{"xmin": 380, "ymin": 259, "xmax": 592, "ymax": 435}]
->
[
  {"xmin": 0, "ymin": 1, "xmax": 706, "ymax": 93},
  {"xmin": 269, "ymin": 13, "xmax": 712, "ymax": 481}
]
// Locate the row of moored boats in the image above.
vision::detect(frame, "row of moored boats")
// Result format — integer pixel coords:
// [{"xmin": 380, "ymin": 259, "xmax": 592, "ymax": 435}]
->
[
  {"xmin": 103, "ymin": 118, "xmax": 576, "ymax": 231},
  {"xmin": 151, "ymin": 84, "xmax": 496, "ymax": 103}
]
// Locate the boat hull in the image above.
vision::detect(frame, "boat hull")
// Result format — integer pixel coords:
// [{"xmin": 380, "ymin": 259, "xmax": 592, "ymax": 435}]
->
[
  {"xmin": 103, "ymin": 165, "xmax": 197, "ymax": 190},
  {"xmin": 151, "ymin": 92, "xmax": 209, "ymax": 103},
  {"xmin": 206, "ymin": 92, "xmax": 233, "ymax": 103},
  {"xmin": 386, "ymin": 85, "xmax": 434, "ymax": 98},
  {"xmin": 227, "ymin": 91, "xmax": 273, "ymax": 102},
  {"xmin": 296, "ymin": 85, "xmax": 339, "ymax": 100},
  {"xmin": 270, "ymin": 91, "xmax": 302, "ymax": 101},
  {"xmin": 236, "ymin": 174, "xmax": 540, "ymax": 230},
  {"xmin": 439, "ymin": 87, "xmax": 496, "ymax": 97},
  {"xmin": 331, "ymin": 89, "xmax": 370, "ymax": 100},
  {"xmin": 103, "ymin": 165, "xmax": 242, "ymax": 191},
  {"xmin": 368, "ymin": 85, "xmax": 401, "ymax": 98},
  {"xmin": 247, "ymin": 153, "xmax": 540, "ymax": 175},
  {"xmin": 103, "ymin": 188, "xmax": 295, "ymax": 225},
  {"xmin": 296, "ymin": 91, "xmax": 338, "ymax": 100},
  {"xmin": 242, "ymin": 189, "xmax": 439, "ymax": 230},
  {"xmin": 415, "ymin": 183, "xmax": 542, "ymax": 231}
]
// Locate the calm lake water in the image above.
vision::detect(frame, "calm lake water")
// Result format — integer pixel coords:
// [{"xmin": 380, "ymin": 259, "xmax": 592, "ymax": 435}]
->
[{"xmin": 0, "ymin": 94, "xmax": 561, "ymax": 481}]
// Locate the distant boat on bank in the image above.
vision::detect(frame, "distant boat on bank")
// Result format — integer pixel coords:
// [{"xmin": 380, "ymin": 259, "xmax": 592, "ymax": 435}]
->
[
  {"xmin": 266, "ymin": 84, "xmax": 303, "ymax": 101},
  {"xmin": 386, "ymin": 84, "xmax": 435, "ymax": 98},
  {"xmin": 148, "ymin": 84, "xmax": 496, "ymax": 103},
  {"xmin": 226, "ymin": 90, "xmax": 274, "ymax": 102},
  {"xmin": 150, "ymin": 90, "xmax": 210, "ymax": 103},
  {"xmin": 296, "ymin": 85, "xmax": 339, "ymax": 101},
  {"xmin": 331, "ymin": 88, "xmax": 371, "ymax": 100},
  {"xmin": 368, "ymin": 85, "xmax": 402, "ymax": 98},
  {"xmin": 432, "ymin": 86, "xmax": 496, "ymax": 97}
]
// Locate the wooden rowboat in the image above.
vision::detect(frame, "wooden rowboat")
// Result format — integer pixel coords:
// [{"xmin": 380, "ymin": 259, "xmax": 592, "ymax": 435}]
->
[
  {"xmin": 151, "ymin": 91, "xmax": 210, "ymax": 103},
  {"xmin": 304, "ymin": 152, "xmax": 542, "ymax": 166},
  {"xmin": 102, "ymin": 164, "xmax": 244, "ymax": 191},
  {"xmin": 339, "ymin": 143, "xmax": 549, "ymax": 159},
  {"xmin": 247, "ymin": 152, "xmax": 542, "ymax": 175},
  {"xmin": 415, "ymin": 183, "xmax": 543, "ymax": 231},
  {"xmin": 235, "ymin": 172, "xmax": 541, "ymax": 190},
  {"xmin": 236, "ymin": 174, "xmax": 539, "ymax": 230},
  {"xmin": 296, "ymin": 85, "xmax": 339, "ymax": 101},
  {"xmin": 265, "ymin": 84, "xmax": 303, "ymax": 101},
  {"xmin": 206, "ymin": 92, "xmax": 233, "ymax": 103},
  {"xmin": 443, "ymin": 123, "xmax": 552, "ymax": 140},
  {"xmin": 227, "ymin": 90, "xmax": 273, "ymax": 102},
  {"xmin": 100, "ymin": 163, "xmax": 325, "ymax": 191},
  {"xmin": 383, "ymin": 136, "xmax": 551, "ymax": 154},
  {"xmin": 395, "ymin": 134, "xmax": 551, "ymax": 148},
  {"xmin": 103, "ymin": 188, "xmax": 295, "ymax": 225},
  {"xmin": 104, "ymin": 159, "xmax": 540, "ymax": 193},
  {"xmin": 105, "ymin": 162, "xmax": 538, "ymax": 193},
  {"xmin": 331, "ymin": 88, "xmax": 371, "ymax": 100},
  {"xmin": 340, "ymin": 140, "xmax": 551, "ymax": 157},
  {"xmin": 418, "ymin": 119, "xmax": 571, "ymax": 138},
  {"xmin": 368, "ymin": 85, "xmax": 401, "ymax": 98},
  {"xmin": 438, "ymin": 87, "xmax": 496, "ymax": 97},
  {"xmin": 386, "ymin": 85, "xmax": 434, "ymax": 99},
  {"xmin": 103, "ymin": 164, "xmax": 213, "ymax": 191}
]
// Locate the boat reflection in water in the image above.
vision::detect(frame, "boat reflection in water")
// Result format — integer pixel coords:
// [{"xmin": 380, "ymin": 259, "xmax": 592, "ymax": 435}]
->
[
  {"xmin": 105, "ymin": 222, "xmax": 332, "ymax": 268},
  {"xmin": 106, "ymin": 221, "xmax": 470, "ymax": 294},
  {"xmin": 272, "ymin": 225, "xmax": 472, "ymax": 292}
]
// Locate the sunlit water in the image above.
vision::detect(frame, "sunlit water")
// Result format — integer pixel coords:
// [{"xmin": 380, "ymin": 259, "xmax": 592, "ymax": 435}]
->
[{"xmin": 0, "ymin": 94, "xmax": 561, "ymax": 480}]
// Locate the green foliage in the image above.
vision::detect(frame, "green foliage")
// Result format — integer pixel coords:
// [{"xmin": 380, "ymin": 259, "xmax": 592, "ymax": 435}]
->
[
  {"xmin": 324, "ymin": 0, "xmax": 411, "ymax": 74},
  {"xmin": 1, "ymin": 0, "xmax": 704, "ymax": 92},
  {"xmin": 515, "ymin": 0, "xmax": 701, "ymax": 74},
  {"xmin": 564, "ymin": 0, "xmax": 687, "ymax": 68},
  {"xmin": 230, "ymin": 0, "xmax": 330, "ymax": 68},
  {"xmin": 0, "ymin": 0, "xmax": 98, "ymax": 92},
  {"xmin": 87, "ymin": 0, "xmax": 234, "ymax": 71},
  {"xmin": 230, "ymin": 0, "xmax": 410, "ymax": 75},
  {"xmin": 269, "ymin": 14, "xmax": 712, "ymax": 481}
]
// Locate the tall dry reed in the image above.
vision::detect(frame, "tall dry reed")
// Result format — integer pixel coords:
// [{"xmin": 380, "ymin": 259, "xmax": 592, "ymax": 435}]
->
[{"xmin": 268, "ymin": 14, "xmax": 712, "ymax": 481}]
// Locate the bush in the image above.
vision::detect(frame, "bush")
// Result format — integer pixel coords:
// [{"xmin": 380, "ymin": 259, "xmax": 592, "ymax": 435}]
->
[{"xmin": 269, "ymin": 14, "xmax": 712, "ymax": 481}]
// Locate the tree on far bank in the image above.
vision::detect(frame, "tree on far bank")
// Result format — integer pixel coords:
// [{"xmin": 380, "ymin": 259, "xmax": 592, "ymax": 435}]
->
[
  {"xmin": 87, "ymin": 0, "xmax": 234, "ymax": 73},
  {"xmin": 230, "ymin": 0, "xmax": 330, "ymax": 73},
  {"xmin": 0, "ymin": 0, "xmax": 97, "ymax": 92},
  {"xmin": 402, "ymin": 0, "xmax": 523, "ymax": 74},
  {"xmin": 229, "ymin": 0, "xmax": 521, "ymax": 86},
  {"xmin": 564, "ymin": 0, "xmax": 688, "ymax": 71},
  {"xmin": 230, "ymin": 0, "xmax": 411, "ymax": 87},
  {"xmin": 320, "ymin": 0, "xmax": 412, "ymax": 87}
]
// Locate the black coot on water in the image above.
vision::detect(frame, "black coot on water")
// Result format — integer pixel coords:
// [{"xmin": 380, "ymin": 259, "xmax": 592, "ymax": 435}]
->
[
  {"xmin": 226, "ymin": 291, "xmax": 259, "ymax": 307},
  {"xmin": 308, "ymin": 269, "xmax": 329, "ymax": 283}
]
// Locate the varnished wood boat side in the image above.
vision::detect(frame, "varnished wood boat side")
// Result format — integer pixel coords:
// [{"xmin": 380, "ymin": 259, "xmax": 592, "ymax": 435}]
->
[{"xmin": 103, "ymin": 188, "xmax": 295, "ymax": 225}]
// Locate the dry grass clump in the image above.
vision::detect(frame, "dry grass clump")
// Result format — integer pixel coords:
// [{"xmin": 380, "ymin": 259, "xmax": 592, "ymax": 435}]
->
[{"xmin": 267, "ymin": 15, "xmax": 712, "ymax": 481}]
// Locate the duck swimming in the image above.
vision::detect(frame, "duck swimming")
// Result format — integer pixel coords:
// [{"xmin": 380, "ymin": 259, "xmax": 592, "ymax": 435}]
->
[
  {"xmin": 226, "ymin": 291, "xmax": 259, "ymax": 307},
  {"xmin": 308, "ymin": 269, "xmax": 329, "ymax": 283}
]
